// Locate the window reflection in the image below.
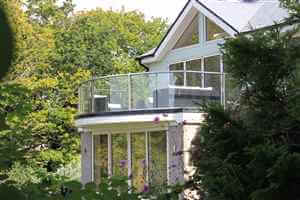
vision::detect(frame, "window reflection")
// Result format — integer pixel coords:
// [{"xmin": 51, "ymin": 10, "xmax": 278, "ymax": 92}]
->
[
  {"xmin": 204, "ymin": 55, "xmax": 220, "ymax": 72},
  {"xmin": 131, "ymin": 133, "xmax": 147, "ymax": 191},
  {"xmin": 170, "ymin": 62, "xmax": 184, "ymax": 86},
  {"xmin": 149, "ymin": 131, "xmax": 167, "ymax": 186},
  {"xmin": 93, "ymin": 131, "xmax": 168, "ymax": 190},
  {"xmin": 206, "ymin": 17, "xmax": 229, "ymax": 41},
  {"xmin": 93, "ymin": 135, "xmax": 108, "ymax": 185},
  {"xmin": 112, "ymin": 134, "xmax": 128, "ymax": 177},
  {"xmin": 173, "ymin": 14, "xmax": 199, "ymax": 49},
  {"xmin": 186, "ymin": 59, "xmax": 202, "ymax": 87}
]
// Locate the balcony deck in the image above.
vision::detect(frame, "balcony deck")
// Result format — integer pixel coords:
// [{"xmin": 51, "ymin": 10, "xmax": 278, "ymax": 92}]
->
[{"xmin": 78, "ymin": 71, "xmax": 238, "ymax": 114}]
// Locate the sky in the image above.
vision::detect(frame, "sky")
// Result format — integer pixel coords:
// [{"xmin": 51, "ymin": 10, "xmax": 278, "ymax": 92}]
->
[{"xmin": 73, "ymin": 0, "xmax": 187, "ymax": 22}]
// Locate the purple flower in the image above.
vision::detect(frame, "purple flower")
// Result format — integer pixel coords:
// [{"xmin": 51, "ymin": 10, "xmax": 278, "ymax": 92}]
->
[
  {"xmin": 141, "ymin": 159, "xmax": 146, "ymax": 168},
  {"xmin": 142, "ymin": 184, "xmax": 149, "ymax": 193},
  {"xmin": 120, "ymin": 160, "xmax": 127, "ymax": 168}
]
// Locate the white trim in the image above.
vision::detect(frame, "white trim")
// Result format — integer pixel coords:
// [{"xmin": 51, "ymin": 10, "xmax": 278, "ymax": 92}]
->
[
  {"xmin": 91, "ymin": 133, "xmax": 94, "ymax": 182},
  {"xmin": 141, "ymin": 0, "xmax": 236, "ymax": 65},
  {"xmin": 127, "ymin": 133, "xmax": 132, "ymax": 187},
  {"xmin": 192, "ymin": 1, "xmax": 237, "ymax": 36},
  {"xmin": 75, "ymin": 113, "xmax": 179, "ymax": 127},
  {"xmin": 166, "ymin": 128, "xmax": 170, "ymax": 185},
  {"xmin": 168, "ymin": 85, "xmax": 213, "ymax": 91},
  {"xmin": 76, "ymin": 112, "xmax": 206, "ymax": 132},
  {"xmin": 145, "ymin": 132, "xmax": 150, "ymax": 184},
  {"xmin": 108, "ymin": 134, "xmax": 112, "ymax": 176}
]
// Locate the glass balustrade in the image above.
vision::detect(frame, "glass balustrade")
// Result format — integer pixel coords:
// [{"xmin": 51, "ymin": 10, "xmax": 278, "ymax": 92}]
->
[{"xmin": 78, "ymin": 71, "xmax": 238, "ymax": 114}]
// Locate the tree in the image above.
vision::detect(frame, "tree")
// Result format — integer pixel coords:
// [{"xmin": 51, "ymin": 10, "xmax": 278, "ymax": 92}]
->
[
  {"xmin": 190, "ymin": 3, "xmax": 300, "ymax": 200},
  {"xmin": 0, "ymin": 2, "xmax": 14, "ymax": 80},
  {"xmin": 54, "ymin": 8, "xmax": 167, "ymax": 76},
  {"xmin": 0, "ymin": 0, "xmax": 167, "ymax": 179}
]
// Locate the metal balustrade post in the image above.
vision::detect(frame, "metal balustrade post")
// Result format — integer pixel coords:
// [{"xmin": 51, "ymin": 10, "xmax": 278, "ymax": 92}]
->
[
  {"xmin": 78, "ymin": 87, "xmax": 81, "ymax": 113},
  {"xmin": 220, "ymin": 56, "xmax": 225, "ymax": 107},
  {"xmin": 155, "ymin": 73, "xmax": 158, "ymax": 108},
  {"xmin": 90, "ymin": 81, "xmax": 94, "ymax": 113},
  {"xmin": 128, "ymin": 74, "xmax": 132, "ymax": 110}
]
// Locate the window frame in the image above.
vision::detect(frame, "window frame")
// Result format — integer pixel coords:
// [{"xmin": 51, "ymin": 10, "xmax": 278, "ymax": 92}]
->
[{"xmin": 92, "ymin": 130, "xmax": 168, "ymax": 188}]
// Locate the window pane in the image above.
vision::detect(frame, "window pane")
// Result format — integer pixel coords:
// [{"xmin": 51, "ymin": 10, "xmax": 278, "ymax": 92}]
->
[
  {"xmin": 131, "ymin": 133, "xmax": 147, "ymax": 191},
  {"xmin": 186, "ymin": 59, "xmax": 202, "ymax": 87},
  {"xmin": 170, "ymin": 62, "xmax": 184, "ymax": 86},
  {"xmin": 112, "ymin": 134, "xmax": 128, "ymax": 177},
  {"xmin": 94, "ymin": 135, "xmax": 108, "ymax": 185},
  {"xmin": 204, "ymin": 55, "xmax": 220, "ymax": 72},
  {"xmin": 173, "ymin": 14, "xmax": 199, "ymax": 49},
  {"xmin": 186, "ymin": 72, "xmax": 202, "ymax": 87},
  {"xmin": 206, "ymin": 17, "xmax": 229, "ymax": 41},
  {"xmin": 204, "ymin": 74, "xmax": 221, "ymax": 102},
  {"xmin": 149, "ymin": 131, "xmax": 167, "ymax": 186},
  {"xmin": 186, "ymin": 59, "xmax": 201, "ymax": 71}
]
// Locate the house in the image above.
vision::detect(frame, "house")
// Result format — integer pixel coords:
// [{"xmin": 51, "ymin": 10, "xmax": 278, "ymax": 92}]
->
[{"xmin": 75, "ymin": 0, "xmax": 289, "ymax": 193}]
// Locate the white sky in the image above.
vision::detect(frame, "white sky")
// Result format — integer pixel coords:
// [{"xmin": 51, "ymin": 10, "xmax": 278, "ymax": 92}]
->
[{"xmin": 73, "ymin": 0, "xmax": 187, "ymax": 22}]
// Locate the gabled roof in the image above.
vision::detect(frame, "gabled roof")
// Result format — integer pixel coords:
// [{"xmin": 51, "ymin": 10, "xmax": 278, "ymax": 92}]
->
[{"xmin": 137, "ymin": 0, "xmax": 289, "ymax": 65}]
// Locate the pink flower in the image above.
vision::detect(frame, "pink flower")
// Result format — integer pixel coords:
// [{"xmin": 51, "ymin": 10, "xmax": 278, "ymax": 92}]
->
[{"xmin": 153, "ymin": 116, "xmax": 160, "ymax": 124}]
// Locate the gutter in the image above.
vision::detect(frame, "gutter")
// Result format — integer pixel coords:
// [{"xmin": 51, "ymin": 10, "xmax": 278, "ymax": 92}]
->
[{"xmin": 136, "ymin": 57, "xmax": 149, "ymax": 72}]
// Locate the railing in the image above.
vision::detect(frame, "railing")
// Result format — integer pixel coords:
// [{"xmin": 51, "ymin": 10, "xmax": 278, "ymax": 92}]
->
[{"xmin": 78, "ymin": 71, "xmax": 239, "ymax": 114}]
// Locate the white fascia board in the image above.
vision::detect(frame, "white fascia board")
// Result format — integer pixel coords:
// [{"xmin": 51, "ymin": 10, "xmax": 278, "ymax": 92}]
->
[
  {"xmin": 75, "ymin": 113, "xmax": 180, "ymax": 128},
  {"xmin": 75, "ymin": 112, "xmax": 205, "ymax": 128},
  {"xmin": 141, "ymin": 1, "xmax": 197, "ymax": 65},
  {"xmin": 193, "ymin": 2, "xmax": 237, "ymax": 36}
]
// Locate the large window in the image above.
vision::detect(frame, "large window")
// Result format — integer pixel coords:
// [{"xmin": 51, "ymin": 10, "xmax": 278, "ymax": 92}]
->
[
  {"xmin": 93, "ymin": 131, "xmax": 167, "ymax": 190},
  {"xmin": 93, "ymin": 135, "xmax": 108, "ymax": 185},
  {"xmin": 206, "ymin": 17, "xmax": 229, "ymax": 41},
  {"xmin": 170, "ymin": 55, "xmax": 222, "ymax": 88},
  {"xmin": 131, "ymin": 133, "xmax": 147, "ymax": 191},
  {"xmin": 173, "ymin": 14, "xmax": 199, "ymax": 50},
  {"xmin": 112, "ymin": 134, "xmax": 128, "ymax": 177},
  {"xmin": 149, "ymin": 131, "xmax": 167, "ymax": 186}
]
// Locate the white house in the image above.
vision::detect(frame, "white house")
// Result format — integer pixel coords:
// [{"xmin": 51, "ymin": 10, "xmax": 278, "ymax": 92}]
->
[{"xmin": 75, "ymin": 0, "xmax": 289, "ymax": 193}]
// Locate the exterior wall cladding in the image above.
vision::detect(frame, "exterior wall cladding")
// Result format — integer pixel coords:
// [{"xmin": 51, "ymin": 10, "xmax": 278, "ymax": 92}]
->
[
  {"xmin": 81, "ymin": 132, "xmax": 93, "ymax": 185},
  {"xmin": 80, "ymin": 124, "xmax": 200, "ymax": 185}
]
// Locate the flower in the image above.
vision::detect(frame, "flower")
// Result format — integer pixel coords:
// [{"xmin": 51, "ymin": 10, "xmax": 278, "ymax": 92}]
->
[
  {"xmin": 141, "ymin": 159, "xmax": 146, "ymax": 168},
  {"xmin": 120, "ymin": 160, "xmax": 127, "ymax": 168},
  {"xmin": 153, "ymin": 116, "xmax": 160, "ymax": 124},
  {"xmin": 142, "ymin": 184, "xmax": 150, "ymax": 193}
]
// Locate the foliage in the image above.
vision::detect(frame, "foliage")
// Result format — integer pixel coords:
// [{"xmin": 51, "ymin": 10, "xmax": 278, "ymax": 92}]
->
[
  {"xmin": 54, "ymin": 8, "xmax": 167, "ymax": 76},
  {"xmin": 0, "ymin": 0, "xmax": 167, "ymax": 179},
  {"xmin": 0, "ymin": 3, "xmax": 14, "ymax": 80},
  {"xmin": 190, "ymin": 13, "xmax": 300, "ymax": 200},
  {"xmin": 0, "ymin": 175, "xmax": 182, "ymax": 200}
]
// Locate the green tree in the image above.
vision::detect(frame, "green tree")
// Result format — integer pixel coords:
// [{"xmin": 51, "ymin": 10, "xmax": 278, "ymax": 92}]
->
[
  {"xmin": 0, "ymin": 3, "xmax": 14, "ymax": 80},
  {"xmin": 190, "ymin": 3, "xmax": 300, "ymax": 200},
  {"xmin": 0, "ymin": 0, "xmax": 167, "ymax": 181},
  {"xmin": 54, "ymin": 8, "xmax": 167, "ymax": 76}
]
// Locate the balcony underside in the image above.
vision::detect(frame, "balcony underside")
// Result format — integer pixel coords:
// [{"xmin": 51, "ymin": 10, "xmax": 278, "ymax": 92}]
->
[{"xmin": 75, "ymin": 107, "xmax": 205, "ymax": 132}]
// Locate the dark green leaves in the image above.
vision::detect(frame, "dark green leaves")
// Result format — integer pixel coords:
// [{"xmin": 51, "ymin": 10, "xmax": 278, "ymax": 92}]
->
[{"xmin": 0, "ymin": 5, "xmax": 14, "ymax": 80}]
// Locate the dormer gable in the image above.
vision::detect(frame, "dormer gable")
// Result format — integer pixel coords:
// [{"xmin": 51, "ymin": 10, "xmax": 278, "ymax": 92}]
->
[{"xmin": 137, "ymin": 0, "xmax": 289, "ymax": 66}]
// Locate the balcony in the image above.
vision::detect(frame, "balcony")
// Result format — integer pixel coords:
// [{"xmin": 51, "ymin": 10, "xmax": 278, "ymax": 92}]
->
[{"xmin": 78, "ymin": 71, "xmax": 238, "ymax": 114}]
